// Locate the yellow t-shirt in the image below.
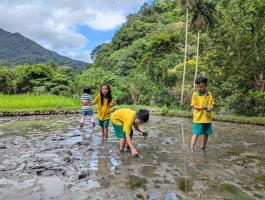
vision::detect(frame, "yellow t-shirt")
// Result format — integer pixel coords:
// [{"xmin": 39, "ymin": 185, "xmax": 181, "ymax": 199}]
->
[
  {"xmin": 94, "ymin": 94, "xmax": 112, "ymax": 121},
  {"xmin": 191, "ymin": 91, "xmax": 215, "ymax": 123},
  {"xmin": 111, "ymin": 108, "xmax": 139, "ymax": 134}
]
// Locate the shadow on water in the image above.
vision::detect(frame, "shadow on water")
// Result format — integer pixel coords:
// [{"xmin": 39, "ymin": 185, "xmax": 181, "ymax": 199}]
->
[{"xmin": 0, "ymin": 114, "xmax": 264, "ymax": 199}]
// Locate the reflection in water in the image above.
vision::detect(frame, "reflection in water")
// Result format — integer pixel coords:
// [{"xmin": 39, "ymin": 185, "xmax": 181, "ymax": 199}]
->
[
  {"xmin": 89, "ymin": 151, "xmax": 98, "ymax": 171},
  {"xmin": 181, "ymin": 124, "xmax": 185, "ymax": 146},
  {"xmin": 89, "ymin": 143, "xmax": 120, "ymax": 174},
  {"xmin": 93, "ymin": 152, "xmax": 120, "ymax": 175},
  {"xmin": 165, "ymin": 192, "xmax": 178, "ymax": 200},
  {"xmin": 181, "ymin": 124, "xmax": 189, "ymax": 195},
  {"xmin": 110, "ymin": 157, "xmax": 120, "ymax": 169}
]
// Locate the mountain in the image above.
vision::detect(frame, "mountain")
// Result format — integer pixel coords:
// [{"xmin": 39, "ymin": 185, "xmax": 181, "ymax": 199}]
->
[{"xmin": 0, "ymin": 28, "xmax": 88, "ymax": 71}]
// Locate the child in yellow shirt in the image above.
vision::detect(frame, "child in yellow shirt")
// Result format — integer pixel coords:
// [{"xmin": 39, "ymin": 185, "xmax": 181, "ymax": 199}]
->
[
  {"xmin": 190, "ymin": 76, "xmax": 215, "ymax": 152},
  {"xmin": 111, "ymin": 108, "xmax": 149, "ymax": 156},
  {"xmin": 92, "ymin": 83, "xmax": 115, "ymax": 139}
]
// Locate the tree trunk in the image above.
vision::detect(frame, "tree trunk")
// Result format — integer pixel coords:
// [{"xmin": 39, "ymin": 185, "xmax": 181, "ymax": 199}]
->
[{"xmin": 130, "ymin": 83, "xmax": 138, "ymax": 104}]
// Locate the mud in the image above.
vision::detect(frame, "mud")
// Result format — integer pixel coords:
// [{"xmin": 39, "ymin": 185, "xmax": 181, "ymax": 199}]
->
[{"xmin": 0, "ymin": 115, "xmax": 264, "ymax": 200}]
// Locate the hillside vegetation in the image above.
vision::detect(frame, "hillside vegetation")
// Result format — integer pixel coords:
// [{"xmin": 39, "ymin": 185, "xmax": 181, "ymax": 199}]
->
[
  {"xmin": 0, "ymin": 0, "xmax": 264, "ymax": 118},
  {"xmin": 89, "ymin": 0, "xmax": 265, "ymax": 116},
  {"xmin": 0, "ymin": 28, "xmax": 89, "ymax": 71}
]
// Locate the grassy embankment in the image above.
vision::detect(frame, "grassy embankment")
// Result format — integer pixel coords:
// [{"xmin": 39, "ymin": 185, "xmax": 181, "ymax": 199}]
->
[
  {"xmin": 0, "ymin": 94, "xmax": 80, "ymax": 111},
  {"xmin": 0, "ymin": 94, "xmax": 264, "ymax": 126},
  {"xmin": 114, "ymin": 105, "xmax": 265, "ymax": 126}
]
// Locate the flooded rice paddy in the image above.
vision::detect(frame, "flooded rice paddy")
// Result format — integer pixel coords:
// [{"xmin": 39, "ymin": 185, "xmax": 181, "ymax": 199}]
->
[{"xmin": 0, "ymin": 114, "xmax": 264, "ymax": 200}]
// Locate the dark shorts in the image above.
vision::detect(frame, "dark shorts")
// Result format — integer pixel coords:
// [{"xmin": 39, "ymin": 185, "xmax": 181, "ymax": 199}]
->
[
  {"xmin": 82, "ymin": 110, "xmax": 93, "ymax": 116},
  {"xmin": 112, "ymin": 124, "xmax": 133, "ymax": 139},
  {"xmin": 98, "ymin": 118, "xmax": 109, "ymax": 127},
  {"xmin": 193, "ymin": 123, "xmax": 212, "ymax": 135}
]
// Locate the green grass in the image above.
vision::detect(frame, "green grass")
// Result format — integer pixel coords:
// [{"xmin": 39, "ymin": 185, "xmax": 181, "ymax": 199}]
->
[
  {"xmin": 0, "ymin": 94, "xmax": 80, "ymax": 111},
  {"xmin": 0, "ymin": 94, "xmax": 264, "ymax": 126},
  {"xmin": 113, "ymin": 104, "xmax": 265, "ymax": 126},
  {"xmin": 113, "ymin": 104, "xmax": 161, "ymax": 113}
]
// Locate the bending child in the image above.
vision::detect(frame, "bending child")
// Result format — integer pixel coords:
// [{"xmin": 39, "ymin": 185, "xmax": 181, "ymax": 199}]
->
[
  {"xmin": 190, "ymin": 76, "xmax": 215, "ymax": 152},
  {"xmin": 111, "ymin": 108, "xmax": 149, "ymax": 156}
]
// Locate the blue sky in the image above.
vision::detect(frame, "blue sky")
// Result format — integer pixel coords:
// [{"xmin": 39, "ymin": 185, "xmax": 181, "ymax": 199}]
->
[{"xmin": 0, "ymin": 0, "xmax": 154, "ymax": 63}]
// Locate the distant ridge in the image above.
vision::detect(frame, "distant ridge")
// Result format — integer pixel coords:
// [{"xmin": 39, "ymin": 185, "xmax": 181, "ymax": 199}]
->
[{"xmin": 0, "ymin": 28, "xmax": 89, "ymax": 71}]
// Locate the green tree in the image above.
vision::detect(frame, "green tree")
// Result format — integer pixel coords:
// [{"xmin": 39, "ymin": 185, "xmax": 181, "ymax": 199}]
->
[
  {"xmin": 207, "ymin": 0, "xmax": 265, "ymax": 96},
  {"xmin": 139, "ymin": 33, "xmax": 180, "ymax": 82},
  {"xmin": 49, "ymin": 73, "xmax": 73, "ymax": 96},
  {"xmin": 56, "ymin": 66, "xmax": 74, "ymax": 79},
  {"xmin": 15, "ymin": 64, "xmax": 53, "ymax": 93},
  {"xmin": 0, "ymin": 67, "xmax": 16, "ymax": 94},
  {"xmin": 190, "ymin": 0, "xmax": 217, "ymax": 90},
  {"xmin": 92, "ymin": 43, "xmax": 114, "ymax": 69}
]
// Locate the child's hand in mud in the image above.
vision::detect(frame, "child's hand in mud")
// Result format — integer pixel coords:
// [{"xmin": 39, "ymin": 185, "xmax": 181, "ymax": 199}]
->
[
  {"xmin": 131, "ymin": 148, "xmax": 138, "ymax": 157},
  {"xmin": 142, "ymin": 131, "xmax": 148, "ymax": 139}
]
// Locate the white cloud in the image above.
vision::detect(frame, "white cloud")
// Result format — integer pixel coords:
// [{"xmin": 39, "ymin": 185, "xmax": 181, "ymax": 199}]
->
[
  {"xmin": 0, "ymin": 0, "xmax": 148, "ymax": 62},
  {"xmin": 70, "ymin": 51, "xmax": 92, "ymax": 63}
]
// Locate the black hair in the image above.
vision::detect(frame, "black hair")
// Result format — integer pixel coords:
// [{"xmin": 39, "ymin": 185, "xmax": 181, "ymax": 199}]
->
[
  {"xmin": 136, "ymin": 109, "xmax": 149, "ymax": 123},
  {"xmin": 195, "ymin": 76, "xmax": 208, "ymax": 84},
  {"xmin": 100, "ymin": 83, "xmax": 112, "ymax": 105},
  {"xmin": 83, "ymin": 86, "xmax": 91, "ymax": 94}
]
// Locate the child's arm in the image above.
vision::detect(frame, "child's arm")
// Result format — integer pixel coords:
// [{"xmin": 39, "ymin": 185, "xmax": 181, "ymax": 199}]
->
[
  {"xmin": 91, "ymin": 94, "xmax": 99, "ymax": 105},
  {"xmin": 109, "ymin": 100, "xmax": 116, "ymax": 108},
  {"xmin": 193, "ymin": 105, "xmax": 207, "ymax": 110},
  {"xmin": 191, "ymin": 94, "xmax": 207, "ymax": 110},
  {"xmin": 206, "ymin": 94, "xmax": 214, "ymax": 112},
  {"xmin": 135, "ymin": 126, "xmax": 144, "ymax": 134},
  {"xmin": 109, "ymin": 102, "xmax": 116, "ymax": 107},
  {"xmin": 134, "ymin": 126, "xmax": 148, "ymax": 138},
  {"xmin": 206, "ymin": 105, "xmax": 213, "ymax": 112},
  {"xmin": 125, "ymin": 134, "xmax": 138, "ymax": 156}
]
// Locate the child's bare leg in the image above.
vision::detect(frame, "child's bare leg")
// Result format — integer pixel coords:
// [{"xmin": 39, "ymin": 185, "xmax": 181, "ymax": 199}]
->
[
  {"xmin": 120, "ymin": 138, "xmax": 126, "ymax": 152},
  {"xmin": 89, "ymin": 116, "xmax": 95, "ymax": 126},
  {"xmin": 80, "ymin": 116, "xmax": 85, "ymax": 126},
  {"xmin": 190, "ymin": 134, "xmax": 199, "ymax": 152},
  {"xmin": 201, "ymin": 134, "xmax": 208, "ymax": 149},
  {"xmin": 103, "ymin": 127, "xmax": 108, "ymax": 138},
  {"xmin": 101, "ymin": 127, "xmax": 105, "ymax": 137},
  {"xmin": 81, "ymin": 116, "xmax": 85, "ymax": 121}
]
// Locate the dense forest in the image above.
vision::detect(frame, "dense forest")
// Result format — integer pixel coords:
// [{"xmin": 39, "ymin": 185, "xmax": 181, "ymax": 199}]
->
[{"xmin": 0, "ymin": 0, "xmax": 264, "ymax": 117}]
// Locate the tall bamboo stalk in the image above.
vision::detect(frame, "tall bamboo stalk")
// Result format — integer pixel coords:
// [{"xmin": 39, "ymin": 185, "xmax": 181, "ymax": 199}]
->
[
  {"xmin": 193, "ymin": 29, "xmax": 200, "ymax": 91},
  {"xmin": 180, "ymin": 0, "xmax": 189, "ymax": 105}
]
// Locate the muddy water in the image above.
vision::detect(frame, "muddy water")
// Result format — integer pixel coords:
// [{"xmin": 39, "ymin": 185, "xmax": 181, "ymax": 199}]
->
[{"xmin": 0, "ymin": 115, "xmax": 264, "ymax": 200}]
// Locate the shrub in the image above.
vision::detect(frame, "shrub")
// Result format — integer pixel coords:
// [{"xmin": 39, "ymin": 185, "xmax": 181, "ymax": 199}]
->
[
  {"xmin": 161, "ymin": 105, "xmax": 169, "ymax": 115},
  {"xmin": 226, "ymin": 92, "xmax": 265, "ymax": 117}
]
